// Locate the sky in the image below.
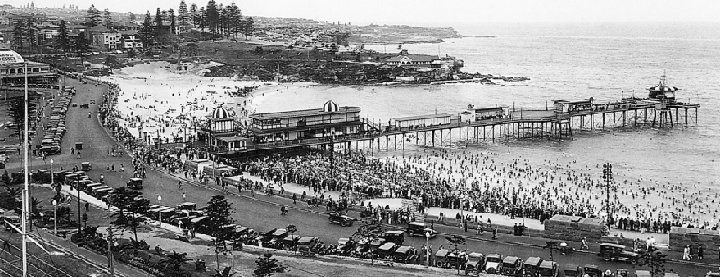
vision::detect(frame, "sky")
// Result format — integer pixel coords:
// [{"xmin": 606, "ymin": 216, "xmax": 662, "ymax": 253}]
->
[{"xmin": 7, "ymin": 0, "xmax": 720, "ymax": 26}]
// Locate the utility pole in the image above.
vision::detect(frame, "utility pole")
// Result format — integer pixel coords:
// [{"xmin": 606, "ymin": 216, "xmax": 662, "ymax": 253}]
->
[
  {"xmin": 107, "ymin": 227, "xmax": 115, "ymax": 277},
  {"xmin": 602, "ymin": 163, "xmax": 613, "ymax": 229}
]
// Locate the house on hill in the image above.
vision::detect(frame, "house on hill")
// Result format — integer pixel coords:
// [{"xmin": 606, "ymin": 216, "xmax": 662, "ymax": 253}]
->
[
  {"xmin": 88, "ymin": 26, "xmax": 120, "ymax": 50},
  {"xmin": 385, "ymin": 49, "xmax": 438, "ymax": 67}
]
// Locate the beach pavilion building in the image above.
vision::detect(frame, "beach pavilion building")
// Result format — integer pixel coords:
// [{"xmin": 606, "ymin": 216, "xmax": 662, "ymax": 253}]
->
[
  {"xmin": 202, "ymin": 106, "xmax": 251, "ymax": 153},
  {"xmin": 249, "ymin": 100, "xmax": 363, "ymax": 144}
]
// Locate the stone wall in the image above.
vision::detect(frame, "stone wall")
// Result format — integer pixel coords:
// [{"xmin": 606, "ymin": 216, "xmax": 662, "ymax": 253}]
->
[
  {"xmin": 544, "ymin": 215, "xmax": 605, "ymax": 242},
  {"xmin": 669, "ymin": 227, "xmax": 720, "ymax": 256}
]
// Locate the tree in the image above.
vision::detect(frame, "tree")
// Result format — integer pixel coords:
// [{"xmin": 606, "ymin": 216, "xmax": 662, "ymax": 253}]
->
[
  {"xmin": 213, "ymin": 266, "xmax": 234, "ymax": 277},
  {"xmin": 155, "ymin": 8, "xmax": 164, "ymax": 37},
  {"xmin": 163, "ymin": 251, "xmax": 190, "ymax": 274},
  {"xmin": 103, "ymin": 9, "xmax": 113, "ymax": 29},
  {"xmin": 198, "ymin": 7, "xmax": 206, "ymax": 32},
  {"xmin": 128, "ymin": 12, "xmax": 136, "ymax": 22},
  {"xmin": 25, "ymin": 18, "xmax": 37, "ymax": 49},
  {"xmin": 1, "ymin": 170, "xmax": 11, "ymax": 188},
  {"xmin": 11, "ymin": 19, "xmax": 24, "ymax": 50},
  {"xmin": 204, "ymin": 195, "xmax": 233, "ymax": 241},
  {"xmin": 205, "ymin": 0, "xmax": 219, "ymax": 36},
  {"xmin": 169, "ymin": 9, "xmax": 176, "ymax": 35},
  {"xmin": 243, "ymin": 17, "xmax": 254, "ymax": 40},
  {"xmin": 639, "ymin": 250, "xmax": 667, "ymax": 277},
  {"xmin": 55, "ymin": 20, "xmax": 69, "ymax": 52},
  {"xmin": 189, "ymin": 3, "xmax": 198, "ymax": 27},
  {"xmin": 287, "ymin": 224, "xmax": 297, "ymax": 254},
  {"xmin": 253, "ymin": 253, "xmax": 287, "ymax": 277},
  {"xmin": 108, "ymin": 187, "xmax": 149, "ymax": 253},
  {"xmin": 74, "ymin": 32, "xmax": 91, "ymax": 54},
  {"xmin": 140, "ymin": 11, "xmax": 154, "ymax": 47},
  {"xmin": 178, "ymin": 0, "xmax": 188, "ymax": 32},
  {"xmin": 85, "ymin": 5, "xmax": 102, "ymax": 27},
  {"xmin": 445, "ymin": 234, "xmax": 467, "ymax": 274}
]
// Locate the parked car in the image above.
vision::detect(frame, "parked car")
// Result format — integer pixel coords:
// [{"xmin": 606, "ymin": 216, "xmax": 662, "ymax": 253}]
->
[
  {"xmin": 599, "ymin": 243, "xmax": 639, "ymax": 264},
  {"xmin": 524, "ymin": 257, "xmax": 543, "ymax": 277},
  {"xmin": 406, "ymin": 222, "xmax": 437, "ymax": 238},
  {"xmin": 563, "ymin": 264, "xmax": 580, "ymax": 277},
  {"xmin": 485, "ymin": 254, "xmax": 504, "ymax": 274},
  {"xmin": 501, "ymin": 256, "xmax": 524, "ymax": 277},
  {"xmin": 538, "ymin": 260, "xmax": 559, "ymax": 277},
  {"xmin": 328, "ymin": 212, "xmax": 356, "ymax": 227},
  {"xmin": 127, "ymin": 178, "xmax": 143, "ymax": 189},
  {"xmin": 465, "ymin": 252, "xmax": 486, "ymax": 276},
  {"xmin": 582, "ymin": 264, "xmax": 602, "ymax": 277},
  {"xmin": 382, "ymin": 230, "xmax": 405, "ymax": 245},
  {"xmin": 393, "ymin": 245, "xmax": 418, "ymax": 264}
]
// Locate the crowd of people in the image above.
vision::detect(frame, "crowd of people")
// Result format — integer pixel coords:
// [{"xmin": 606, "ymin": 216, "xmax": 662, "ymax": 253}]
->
[{"xmin": 94, "ymin": 66, "xmax": 719, "ymax": 236}]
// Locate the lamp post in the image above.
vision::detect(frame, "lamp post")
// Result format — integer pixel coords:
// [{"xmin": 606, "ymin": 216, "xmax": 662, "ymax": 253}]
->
[
  {"xmin": 602, "ymin": 163, "xmax": 613, "ymax": 229},
  {"xmin": 52, "ymin": 199, "xmax": 57, "ymax": 236},
  {"xmin": 157, "ymin": 194, "xmax": 162, "ymax": 225},
  {"xmin": 76, "ymin": 180, "xmax": 81, "ymax": 237},
  {"xmin": 425, "ymin": 231, "xmax": 430, "ymax": 268},
  {"xmin": 50, "ymin": 159, "xmax": 53, "ymax": 187}
]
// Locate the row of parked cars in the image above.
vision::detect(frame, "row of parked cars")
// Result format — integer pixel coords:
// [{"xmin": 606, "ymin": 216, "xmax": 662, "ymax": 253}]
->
[{"xmin": 38, "ymin": 87, "xmax": 75, "ymax": 155}]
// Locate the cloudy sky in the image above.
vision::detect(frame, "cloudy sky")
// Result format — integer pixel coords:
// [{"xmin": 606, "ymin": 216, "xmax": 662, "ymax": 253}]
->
[{"xmin": 7, "ymin": 0, "xmax": 720, "ymax": 26}]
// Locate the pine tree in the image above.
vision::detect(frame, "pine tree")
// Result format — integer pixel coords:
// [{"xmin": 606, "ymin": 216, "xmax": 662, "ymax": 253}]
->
[
  {"xmin": 12, "ymin": 18, "xmax": 26, "ymax": 50},
  {"xmin": 205, "ymin": 0, "xmax": 219, "ymax": 36},
  {"xmin": 227, "ymin": 3, "xmax": 241, "ymax": 39},
  {"xmin": 169, "ymin": 9, "xmax": 176, "ymax": 35},
  {"xmin": 129, "ymin": 12, "xmax": 136, "ymax": 22},
  {"xmin": 178, "ymin": 0, "xmax": 188, "ymax": 32},
  {"xmin": 154, "ymin": 8, "xmax": 164, "ymax": 37},
  {"xmin": 254, "ymin": 253, "xmax": 287, "ymax": 277},
  {"xmin": 243, "ymin": 17, "xmax": 254, "ymax": 40},
  {"xmin": 103, "ymin": 9, "xmax": 113, "ymax": 29},
  {"xmin": 204, "ymin": 195, "xmax": 233, "ymax": 240},
  {"xmin": 85, "ymin": 5, "xmax": 102, "ymax": 27},
  {"xmin": 140, "ymin": 11, "xmax": 154, "ymax": 47},
  {"xmin": 55, "ymin": 20, "xmax": 69, "ymax": 52},
  {"xmin": 198, "ymin": 7, "xmax": 206, "ymax": 32},
  {"xmin": 25, "ymin": 18, "xmax": 37, "ymax": 49},
  {"xmin": 189, "ymin": 3, "xmax": 198, "ymax": 27}
]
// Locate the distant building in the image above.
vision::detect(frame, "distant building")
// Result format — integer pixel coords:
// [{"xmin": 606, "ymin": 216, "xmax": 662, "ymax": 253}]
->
[
  {"xmin": 88, "ymin": 26, "xmax": 121, "ymax": 50},
  {"xmin": 385, "ymin": 49, "xmax": 439, "ymax": 67},
  {"xmin": 0, "ymin": 57, "xmax": 58, "ymax": 85},
  {"xmin": 249, "ymin": 100, "xmax": 363, "ymax": 143},
  {"xmin": 120, "ymin": 32, "xmax": 143, "ymax": 50},
  {"xmin": 201, "ymin": 106, "xmax": 250, "ymax": 152}
]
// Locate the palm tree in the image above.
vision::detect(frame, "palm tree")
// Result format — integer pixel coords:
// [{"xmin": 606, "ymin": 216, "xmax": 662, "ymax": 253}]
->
[{"xmin": 164, "ymin": 251, "xmax": 190, "ymax": 272}]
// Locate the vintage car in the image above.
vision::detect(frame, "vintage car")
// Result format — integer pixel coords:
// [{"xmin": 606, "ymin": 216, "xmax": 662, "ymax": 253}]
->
[
  {"xmin": 538, "ymin": 260, "xmax": 558, "ymax": 277},
  {"xmin": 81, "ymin": 162, "xmax": 92, "ymax": 171},
  {"xmin": 336, "ymin": 238, "xmax": 354, "ymax": 255},
  {"xmin": 501, "ymin": 256, "xmax": 524, "ymax": 277},
  {"xmin": 582, "ymin": 264, "xmax": 602, "ymax": 277},
  {"xmin": 393, "ymin": 245, "xmax": 418, "ymax": 264},
  {"xmin": 177, "ymin": 202, "xmax": 197, "ymax": 211},
  {"xmin": 446, "ymin": 250, "xmax": 468, "ymax": 270},
  {"xmin": 435, "ymin": 249, "xmax": 451, "ymax": 268},
  {"xmin": 377, "ymin": 242, "xmax": 399, "ymax": 259},
  {"xmin": 127, "ymin": 178, "xmax": 143, "ymax": 190},
  {"xmin": 485, "ymin": 254, "xmax": 504, "ymax": 274},
  {"xmin": 382, "ymin": 230, "xmax": 405, "ymax": 245},
  {"xmin": 465, "ymin": 252, "xmax": 486, "ymax": 276},
  {"xmin": 280, "ymin": 235, "xmax": 299, "ymax": 250},
  {"xmin": 297, "ymin": 237, "xmax": 319, "ymax": 256},
  {"xmin": 635, "ymin": 270, "xmax": 651, "ymax": 277},
  {"xmin": 563, "ymin": 264, "xmax": 580, "ymax": 277},
  {"xmin": 406, "ymin": 222, "xmax": 438, "ymax": 238},
  {"xmin": 523, "ymin": 257, "xmax": 543, "ymax": 277},
  {"xmin": 599, "ymin": 243, "xmax": 639, "ymax": 264},
  {"xmin": 328, "ymin": 212, "xmax": 356, "ymax": 227}
]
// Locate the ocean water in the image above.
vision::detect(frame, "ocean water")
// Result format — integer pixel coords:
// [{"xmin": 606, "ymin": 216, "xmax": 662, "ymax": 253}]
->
[{"xmin": 253, "ymin": 23, "xmax": 720, "ymax": 204}]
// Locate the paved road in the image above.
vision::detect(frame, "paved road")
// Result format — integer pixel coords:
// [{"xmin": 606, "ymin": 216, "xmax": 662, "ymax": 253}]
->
[{"xmin": 10, "ymin": 76, "xmax": 717, "ymax": 277}]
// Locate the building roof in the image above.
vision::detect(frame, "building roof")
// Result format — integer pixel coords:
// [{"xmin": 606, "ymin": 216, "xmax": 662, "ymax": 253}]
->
[
  {"xmin": 250, "ymin": 106, "xmax": 360, "ymax": 120},
  {"xmin": 386, "ymin": 54, "xmax": 438, "ymax": 63},
  {"xmin": 392, "ymin": 113, "xmax": 452, "ymax": 122},
  {"xmin": 88, "ymin": 26, "xmax": 115, "ymax": 33}
]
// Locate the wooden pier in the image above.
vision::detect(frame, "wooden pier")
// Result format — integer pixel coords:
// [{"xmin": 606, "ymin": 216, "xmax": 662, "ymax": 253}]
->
[{"xmin": 218, "ymin": 99, "xmax": 699, "ymax": 156}]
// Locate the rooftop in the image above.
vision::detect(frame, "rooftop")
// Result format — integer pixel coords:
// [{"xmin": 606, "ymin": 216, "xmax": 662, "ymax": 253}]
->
[
  {"xmin": 250, "ymin": 106, "xmax": 360, "ymax": 120},
  {"xmin": 392, "ymin": 113, "xmax": 452, "ymax": 122}
]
